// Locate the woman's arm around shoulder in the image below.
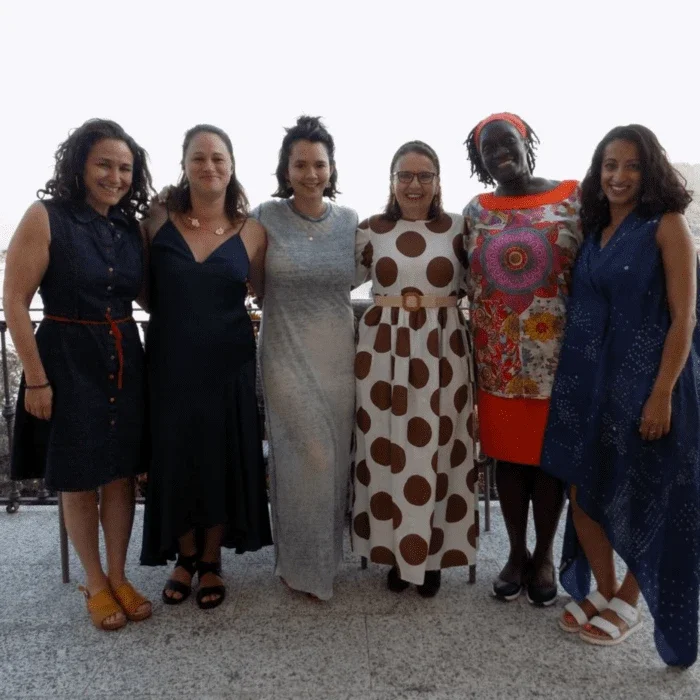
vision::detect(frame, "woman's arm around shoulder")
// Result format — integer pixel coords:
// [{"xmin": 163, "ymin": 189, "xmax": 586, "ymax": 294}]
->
[{"xmin": 240, "ymin": 217, "xmax": 268, "ymax": 298}]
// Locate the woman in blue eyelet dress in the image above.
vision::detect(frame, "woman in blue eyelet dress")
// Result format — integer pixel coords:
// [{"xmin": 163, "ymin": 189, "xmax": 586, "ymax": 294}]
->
[{"xmin": 541, "ymin": 124, "xmax": 700, "ymax": 666}]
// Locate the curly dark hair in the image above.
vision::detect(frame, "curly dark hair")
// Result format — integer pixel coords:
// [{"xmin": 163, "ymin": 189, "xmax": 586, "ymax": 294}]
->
[
  {"xmin": 272, "ymin": 115, "xmax": 339, "ymax": 199},
  {"xmin": 383, "ymin": 140, "xmax": 444, "ymax": 221},
  {"xmin": 38, "ymin": 118, "xmax": 153, "ymax": 220},
  {"xmin": 581, "ymin": 124, "xmax": 693, "ymax": 233},
  {"xmin": 168, "ymin": 124, "xmax": 249, "ymax": 221},
  {"xmin": 464, "ymin": 115, "xmax": 539, "ymax": 187}
]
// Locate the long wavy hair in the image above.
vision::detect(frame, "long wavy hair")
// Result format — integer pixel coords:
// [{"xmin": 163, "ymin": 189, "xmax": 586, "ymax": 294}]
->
[
  {"xmin": 464, "ymin": 115, "xmax": 539, "ymax": 187},
  {"xmin": 272, "ymin": 115, "xmax": 339, "ymax": 199},
  {"xmin": 581, "ymin": 124, "xmax": 693, "ymax": 233},
  {"xmin": 38, "ymin": 118, "xmax": 153, "ymax": 220},
  {"xmin": 168, "ymin": 124, "xmax": 249, "ymax": 221},
  {"xmin": 383, "ymin": 141, "xmax": 444, "ymax": 221}
]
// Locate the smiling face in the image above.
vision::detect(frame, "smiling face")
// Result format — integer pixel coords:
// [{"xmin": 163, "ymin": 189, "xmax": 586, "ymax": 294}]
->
[
  {"xmin": 391, "ymin": 151, "xmax": 440, "ymax": 221},
  {"xmin": 82, "ymin": 138, "xmax": 134, "ymax": 216},
  {"xmin": 478, "ymin": 121, "xmax": 530, "ymax": 185},
  {"xmin": 183, "ymin": 131, "xmax": 233, "ymax": 197},
  {"xmin": 287, "ymin": 139, "xmax": 332, "ymax": 200},
  {"xmin": 600, "ymin": 139, "xmax": 642, "ymax": 210}
]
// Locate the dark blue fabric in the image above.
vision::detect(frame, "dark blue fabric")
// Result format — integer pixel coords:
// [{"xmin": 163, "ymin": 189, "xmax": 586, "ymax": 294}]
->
[
  {"xmin": 541, "ymin": 210, "xmax": 700, "ymax": 667},
  {"xmin": 140, "ymin": 220, "xmax": 272, "ymax": 565},
  {"xmin": 11, "ymin": 200, "xmax": 147, "ymax": 490}
]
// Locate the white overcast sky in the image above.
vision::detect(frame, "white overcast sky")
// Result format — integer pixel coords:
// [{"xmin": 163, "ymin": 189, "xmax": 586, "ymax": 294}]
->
[{"xmin": 1, "ymin": 0, "xmax": 698, "ymax": 249}]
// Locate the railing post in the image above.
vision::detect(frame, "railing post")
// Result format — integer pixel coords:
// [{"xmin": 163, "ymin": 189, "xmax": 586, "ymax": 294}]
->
[{"xmin": 1, "ymin": 322, "xmax": 20, "ymax": 514}]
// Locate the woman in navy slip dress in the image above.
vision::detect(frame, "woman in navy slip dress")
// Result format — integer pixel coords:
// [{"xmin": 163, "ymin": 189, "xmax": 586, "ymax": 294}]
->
[
  {"xmin": 541, "ymin": 125, "xmax": 700, "ymax": 666},
  {"xmin": 140, "ymin": 125, "xmax": 272, "ymax": 610},
  {"xmin": 4, "ymin": 119, "xmax": 153, "ymax": 631}
]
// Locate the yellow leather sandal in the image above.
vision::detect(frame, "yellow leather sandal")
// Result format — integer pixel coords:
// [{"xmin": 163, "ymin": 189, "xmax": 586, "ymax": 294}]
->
[
  {"xmin": 78, "ymin": 586, "xmax": 127, "ymax": 631},
  {"xmin": 111, "ymin": 581, "xmax": 152, "ymax": 622}
]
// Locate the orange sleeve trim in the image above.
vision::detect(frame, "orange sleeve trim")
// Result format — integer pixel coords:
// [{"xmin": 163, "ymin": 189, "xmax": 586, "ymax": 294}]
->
[{"xmin": 478, "ymin": 180, "xmax": 579, "ymax": 211}]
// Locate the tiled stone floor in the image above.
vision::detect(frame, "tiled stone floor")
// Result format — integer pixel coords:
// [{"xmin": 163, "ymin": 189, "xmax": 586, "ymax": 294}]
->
[{"xmin": 1, "ymin": 504, "xmax": 699, "ymax": 699}]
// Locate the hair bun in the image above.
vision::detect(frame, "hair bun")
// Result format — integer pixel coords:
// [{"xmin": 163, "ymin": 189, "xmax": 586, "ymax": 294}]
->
[{"xmin": 296, "ymin": 115, "xmax": 324, "ymax": 130}]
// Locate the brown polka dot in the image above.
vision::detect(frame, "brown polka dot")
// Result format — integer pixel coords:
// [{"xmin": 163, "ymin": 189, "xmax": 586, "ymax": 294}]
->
[
  {"xmin": 431, "ymin": 451, "xmax": 438, "ymax": 473},
  {"xmin": 449, "ymin": 329, "xmax": 466, "ymax": 357},
  {"xmin": 441, "ymin": 549, "xmax": 469, "ymax": 567},
  {"xmin": 370, "ymin": 492, "xmax": 394, "ymax": 520},
  {"xmin": 392, "ymin": 385, "xmax": 408, "ymax": 417},
  {"xmin": 467, "ymin": 413, "xmax": 476, "ymax": 439},
  {"xmin": 395, "ymin": 327, "xmax": 411, "ymax": 357},
  {"xmin": 369, "ymin": 215, "xmax": 396, "ymax": 234},
  {"xmin": 401, "ymin": 286, "xmax": 423, "ymax": 295},
  {"xmin": 396, "ymin": 230, "xmax": 427, "ymax": 257},
  {"xmin": 364, "ymin": 306, "xmax": 382, "ymax": 327},
  {"xmin": 435, "ymin": 472, "xmax": 448, "ymax": 502},
  {"xmin": 355, "ymin": 351, "xmax": 372, "ymax": 380},
  {"xmin": 408, "ymin": 308, "xmax": 427, "ymax": 331},
  {"xmin": 356, "ymin": 459, "xmax": 371, "ymax": 487},
  {"xmin": 454, "ymin": 385, "xmax": 469, "ymax": 413},
  {"xmin": 450, "ymin": 439, "xmax": 467, "ymax": 468},
  {"xmin": 429, "ymin": 527, "xmax": 444, "ymax": 555},
  {"xmin": 407, "ymin": 417, "xmax": 432, "ymax": 447},
  {"xmin": 376, "ymin": 257, "xmax": 398, "ymax": 287},
  {"xmin": 399, "ymin": 534, "xmax": 429, "ymax": 566},
  {"xmin": 467, "ymin": 466, "xmax": 478, "ymax": 493},
  {"xmin": 439, "ymin": 416, "xmax": 453, "ymax": 446},
  {"xmin": 439, "ymin": 358, "xmax": 453, "ymax": 388},
  {"xmin": 426, "ymin": 212, "xmax": 453, "ymax": 233},
  {"xmin": 427, "ymin": 328, "xmax": 440, "ymax": 358},
  {"xmin": 468, "ymin": 523, "xmax": 478, "ymax": 548},
  {"xmin": 356, "ymin": 407, "xmax": 371, "ymax": 434},
  {"xmin": 437, "ymin": 308, "xmax": 448, "ymax": 329},
  {"xmin": 404, "ymin": 475, "xmax": 432, "ymax": 506},
  {"xmin": 452, "ymin": 233, "xmax": 467, "ymax": 267},
  {"xmin": 391, "ymin": 356, "xmax": 395, "ymax": 380},
  {"xmin": 446, "ymin": 494, "xmax": 468, "ymax": 522},
  {"xmin": 353, "ymin": 512, "xmax": 370, "ymax": 539},
  {"xmin": 430, "ymin": 389, "xmax": 441, "ymax": 416},
  {"xmin": 370, "ymin": 381, "xmax": 392, "ymax": 411},
  {"xmin": 358, "ymin": 218, "xmax": 370, "ymax": 230},
  {"xmin": 371, "ymin": 546, "xmax": 396, "ymax": 566},
  {"xmin": 426, "ymin": 257, "xmax": 454, "ymax": 288},
  {"xmin": 360, "ymin": 241, "xmax": 373, "ymax": 269},
  {"xmin": 390, "ymin": 443, "xmax": 407, "ymax": 474},
  {"xmin": 392, "ymin": 502, "xmax": 403, "ymax": 529},
  {"xmin": 409, "ymin": 358, "xmax": 429, "ymax": 389},
  {"xmin": 390, "ymin": 307, "xmax": 399, "ymax": 324},
  {"xmin": 370, "ymin": 437, "xmax": 391, "ymax": 466},
  {"xmin": 374, "ymin": 323, "xmax": 391, "ymax": 353}
]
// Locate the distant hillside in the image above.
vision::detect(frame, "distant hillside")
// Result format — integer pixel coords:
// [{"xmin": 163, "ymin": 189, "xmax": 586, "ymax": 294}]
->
[{"xmin": 675, "ymin": 163, "xmax": 700, "ymax": 243}]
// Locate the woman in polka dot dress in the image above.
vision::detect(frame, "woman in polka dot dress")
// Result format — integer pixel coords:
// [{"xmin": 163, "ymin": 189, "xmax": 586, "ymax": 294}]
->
[
  {"xmin": 463, "ymin": 113, "xmax": 582, "ymax": 606},
  {"xmin": 352, "ymin": 141, "xmax": 478, "ymax": 597}
]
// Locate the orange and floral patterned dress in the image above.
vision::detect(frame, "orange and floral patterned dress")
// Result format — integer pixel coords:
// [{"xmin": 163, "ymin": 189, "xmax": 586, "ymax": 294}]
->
[{"xmin": 463, "ymin": 181, "xmax": 582, "ymax": 465}]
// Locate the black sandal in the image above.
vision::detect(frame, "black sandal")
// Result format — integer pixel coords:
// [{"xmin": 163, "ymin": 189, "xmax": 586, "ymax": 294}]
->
[
  {"xmin": 196, "ymin": 560, "xmax": 226, "ymax": 610},
  {"xmin": 162, "ymin": 553, "xmax": 198, "ymax": 605}
]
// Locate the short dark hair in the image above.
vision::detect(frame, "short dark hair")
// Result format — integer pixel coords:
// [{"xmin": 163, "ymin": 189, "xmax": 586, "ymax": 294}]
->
[
  {"xmin": 581, "ymin": 124, "xmax": 693, "ymax": 233},
  {"xmin": 383, "ymin": 140, "xmax": 444, "ymax": 221},
  {"xmin": 272, "ymin": 115, "xmax": 339, "ymax": 199},
  {"xmin": 464, "ymin": 115, "xmax": 539, "ymax": 187},
  {"xmin": 38, "ymin": 118, "xmax": 153, "ymax": 220},
  {"xmin": 168, "ymin": 124, "xmax": 249, "ymax": 221}
]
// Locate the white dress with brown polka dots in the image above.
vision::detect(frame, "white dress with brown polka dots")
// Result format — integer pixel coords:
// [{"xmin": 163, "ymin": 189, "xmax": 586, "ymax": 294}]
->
[{"xmin": 352, "ymin": 213, "xmax": 478, "ymax": 584}]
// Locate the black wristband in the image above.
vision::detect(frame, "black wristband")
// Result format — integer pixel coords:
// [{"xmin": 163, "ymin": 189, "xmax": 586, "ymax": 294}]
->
[{"xmin": 25, "ymin": 381, "xmax": 50, "ymax": 390}]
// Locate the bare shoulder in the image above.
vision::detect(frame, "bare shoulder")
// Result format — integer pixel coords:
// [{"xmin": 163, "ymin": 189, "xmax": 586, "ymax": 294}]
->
[
  {"xmin": 14, "ymin": 201, "xmax": 50, "ymax": 244},
  {"xmin": 657, "ymin": 212, "xmax": 693, "ymax": 247},
  {"xmin": 142, "ymin": 201, "xmax": 169, "ymax": 242},
  {"xmin": 240, "ymin": 216, "xmax": 267, "ymax": 242}
]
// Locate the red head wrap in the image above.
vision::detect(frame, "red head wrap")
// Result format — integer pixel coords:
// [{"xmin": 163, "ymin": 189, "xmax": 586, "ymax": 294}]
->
[{"xmin": 474, "ymin": 112, "xmax": 528, "ymax": 146}]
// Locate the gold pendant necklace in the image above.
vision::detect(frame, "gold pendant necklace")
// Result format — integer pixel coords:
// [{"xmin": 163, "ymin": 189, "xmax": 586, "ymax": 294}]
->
[{"xmin": 185, "ymin": 215, "xmax": 227, "ymax": 236}]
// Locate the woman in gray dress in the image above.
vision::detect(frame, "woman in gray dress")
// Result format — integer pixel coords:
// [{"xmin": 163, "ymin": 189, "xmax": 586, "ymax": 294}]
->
[{"xmin": 253, "ymin": 116, "xmax": 357, "ymax": 600}]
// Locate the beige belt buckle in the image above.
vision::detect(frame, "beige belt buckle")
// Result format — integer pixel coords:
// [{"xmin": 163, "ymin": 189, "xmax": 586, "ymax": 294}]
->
[{"xmin": 402, "ymin": 292, "xmax": 422, "ymax": 312}]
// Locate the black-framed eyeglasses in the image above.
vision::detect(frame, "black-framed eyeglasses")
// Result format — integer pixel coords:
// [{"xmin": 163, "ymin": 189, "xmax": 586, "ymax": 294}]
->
[{"xmin": 393, "ymin": 171, "xmax": 438, "ymax": 184}]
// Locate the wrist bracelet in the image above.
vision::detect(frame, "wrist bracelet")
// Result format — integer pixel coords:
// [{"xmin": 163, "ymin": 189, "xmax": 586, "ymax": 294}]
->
[{"xmin": 25, "ymin": 381, "xmax": 50, "ymax": 390}]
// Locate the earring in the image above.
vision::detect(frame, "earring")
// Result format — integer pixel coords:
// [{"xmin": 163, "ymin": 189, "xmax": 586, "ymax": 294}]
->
[{"xmin": 75, "ymin": 175, "xmax": 81, "ymax": 190}]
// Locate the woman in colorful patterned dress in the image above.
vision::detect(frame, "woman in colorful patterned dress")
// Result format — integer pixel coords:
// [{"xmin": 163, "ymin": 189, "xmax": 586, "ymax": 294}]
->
[
  {"xmin": 352, "ymin": 141, "xmax": 477, "ymax": 597},
  {"xmin": 463, "ymin": 113, "xmax": 582, "ymax": 606},
  {"xmin": 541, "ymin": 125, "xmax": 699, "ymax": 666}
]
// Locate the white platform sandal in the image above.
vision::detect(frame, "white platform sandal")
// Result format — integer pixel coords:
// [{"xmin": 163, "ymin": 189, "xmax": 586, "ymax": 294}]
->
[
  {"xmin": 579, "ymin": 596, "xmax": 642, "ymax": 646},
  {"xmin": 559, "ymin": 590, "xmax": 610, "ymax": 633}
]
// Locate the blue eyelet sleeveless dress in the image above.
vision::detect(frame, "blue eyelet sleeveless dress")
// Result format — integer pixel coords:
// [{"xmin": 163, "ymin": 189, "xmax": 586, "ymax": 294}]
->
[
  {"xmin": 10, "ymin": 200, "xmax": 147, "ymax": 491},
  {"xmin": 541, "ymin": 211, "xmax": 700, "ymax": 667}
]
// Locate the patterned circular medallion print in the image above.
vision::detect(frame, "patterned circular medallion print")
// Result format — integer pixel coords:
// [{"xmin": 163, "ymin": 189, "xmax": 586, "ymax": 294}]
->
[{"xmin": 480, "ymin": 227, "xmax": 553, "ymax": 295}]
